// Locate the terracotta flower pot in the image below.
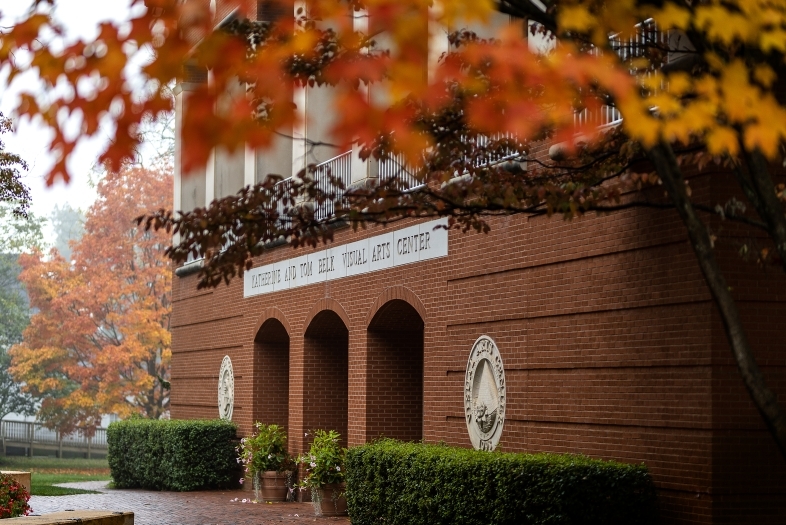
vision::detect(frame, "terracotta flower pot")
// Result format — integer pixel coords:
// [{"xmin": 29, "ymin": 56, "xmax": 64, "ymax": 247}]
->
[
  {"xmin": 258, "ymin": 471, "xmax": 291, "ymax": 502},
  {"xmin": 315, "ymin": 483, "xmax": 347, "ymax": 516}
]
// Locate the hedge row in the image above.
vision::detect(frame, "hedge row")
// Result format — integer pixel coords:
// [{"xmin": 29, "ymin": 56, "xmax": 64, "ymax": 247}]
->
[
  {"xmin": 107, "ymin": 419, "xmax": 239, "ymax": 491},
  {"xmin": 345, "ymin": 440, "xmax": 658, "ymax": 525}
]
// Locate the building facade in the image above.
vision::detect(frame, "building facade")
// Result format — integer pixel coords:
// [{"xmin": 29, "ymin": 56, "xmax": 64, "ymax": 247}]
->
[{"xmin": 171, "ymin": 2, "xmax": 786, "ymax": 523}]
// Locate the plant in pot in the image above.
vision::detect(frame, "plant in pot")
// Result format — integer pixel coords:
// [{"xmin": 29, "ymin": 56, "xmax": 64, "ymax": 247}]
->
[
  {"xmin": 238, "ymin": 423, "xmax": 294, "ymax": 502},
  {"xmin": 0, "ymin": 473, "xmax": 31, "ymax": 518},
  {"xmin": 297, "ymin": 429, "xmax": 347, "ymax": 517}
]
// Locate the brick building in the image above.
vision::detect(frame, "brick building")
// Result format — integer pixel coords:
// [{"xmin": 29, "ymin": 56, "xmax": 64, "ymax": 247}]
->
[{"xmin": 171, "ymin": 2, "xmax": 786, "ymax": 523}]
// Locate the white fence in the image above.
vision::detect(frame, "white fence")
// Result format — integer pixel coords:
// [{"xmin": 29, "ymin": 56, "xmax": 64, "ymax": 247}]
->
[{"xmin": 1, "ymin": 420, "xmax": 107, "ymax": 457}]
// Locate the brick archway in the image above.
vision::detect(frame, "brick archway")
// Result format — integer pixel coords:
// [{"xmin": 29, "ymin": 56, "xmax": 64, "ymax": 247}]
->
[
  {"xmin": 251, "ymin": 307, "xmax": 292, "ymax": 342},
  {"xmin": 303, "ymin": 298, "xmax": 350, "ymax": 335},
  {"xmin": 302, "ymin": 301, "xmax": 350, "ymax": 448},
  {"xmin": 365, "ymin": 286, "xmax": 426, "ymax": 329},
  {"xmin": 252, "ymin": 309, "xmax": 291, "ymax": 433},
  {"xmin": 365, "ymin": 288, "xmax": 425, "ymax": 442}
]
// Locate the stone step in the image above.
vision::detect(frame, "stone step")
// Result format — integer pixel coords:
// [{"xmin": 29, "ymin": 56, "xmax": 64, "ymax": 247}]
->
[{"xmin": 4, "ymin": 510, "xmax": 133, "ymax": 525}]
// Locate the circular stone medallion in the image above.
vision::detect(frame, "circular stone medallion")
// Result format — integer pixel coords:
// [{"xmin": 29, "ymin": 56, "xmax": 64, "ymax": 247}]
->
[
  {"xmin": 218, "ymin": 355, "xmax": 235, "ymax": 420},
  {"xmin": 464, "ymin": 335, "xmax": 506, "ymax": 451}
]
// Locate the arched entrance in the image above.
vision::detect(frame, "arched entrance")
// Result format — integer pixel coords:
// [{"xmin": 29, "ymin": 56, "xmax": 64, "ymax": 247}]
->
[
  {"xmin": 366, "ymin": 299, "xmax": 424, "ymax": 441},
  {"xmin": 303, "ymin": 310, "xmax": 349, "ymax": 446},
  {"xmin": 253, "ymin": 318, "xmax": 290, "ymax": 430}
]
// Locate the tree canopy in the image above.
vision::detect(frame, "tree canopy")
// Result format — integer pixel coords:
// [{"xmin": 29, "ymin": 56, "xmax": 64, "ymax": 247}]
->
[
  {"xmin": 2, "ymin": 0, "xmax": 786, "ymax": 455},
  {"xmin": 0, "ymin": 202, "xmax": 41, "ymax": 421},
  {"xmin": 0, "ymin": 114, "xmax": 30, "ymax": 215},
  {"xmin": 10, "ymin": 165, "xmax": 172, "ymax": 434}
]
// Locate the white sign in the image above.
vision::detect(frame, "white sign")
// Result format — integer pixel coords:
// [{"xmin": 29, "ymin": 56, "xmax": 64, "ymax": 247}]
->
[{"xmin": 244, "ymin": 218, "xmax": 449, "ymax": 298}]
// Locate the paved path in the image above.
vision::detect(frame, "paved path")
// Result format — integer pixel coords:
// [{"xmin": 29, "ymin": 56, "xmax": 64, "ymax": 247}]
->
[{"xmin": 30, "ymin": 482, "xmax": 351, "ymax": 525}]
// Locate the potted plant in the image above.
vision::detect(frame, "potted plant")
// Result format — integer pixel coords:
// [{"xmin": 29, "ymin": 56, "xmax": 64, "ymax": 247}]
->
[
  {"xmin": 297, "ymin": 429, "xmax": 347, "ymax": 516},
  {"xmin": 0, "ymin": 473, "xmax": 31, "ymax": 518},
  {"xmin": 237, "ymin": 423, "xmax": 294, "ymax": 502}
]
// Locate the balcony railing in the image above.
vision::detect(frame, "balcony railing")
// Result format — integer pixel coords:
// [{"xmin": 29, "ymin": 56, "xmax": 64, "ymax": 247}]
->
[
  {"xmin": 313, "ymin": 150, "xmax": 353, "ymax": 221},
  {"xmin": 378, "ymin": 152, "xmax": 420, "ymax": 189},
  {"xmin": 574, "ymin": 104, "xmax": 622, "ymax": 129},
  {"xmin": 574, "ymin": 21, "xmax": 667, "ymax": 130},
  {"xmin": 269, "ymin": 131, "xmax": 528, "ymax": 225},
  {"xmin": 462, "ymin": 133, "xmax": 522, "ymax": 168}
]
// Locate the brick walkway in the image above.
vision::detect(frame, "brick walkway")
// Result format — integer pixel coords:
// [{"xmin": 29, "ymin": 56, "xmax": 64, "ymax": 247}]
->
[{"xmin": 30, "ymin": 482, "xmax": 351, "ymax": 525}]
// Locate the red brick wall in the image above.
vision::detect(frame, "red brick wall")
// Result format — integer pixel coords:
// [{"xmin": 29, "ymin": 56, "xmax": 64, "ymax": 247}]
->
[{"xmin": 170, "ymin": 172, "xmax": 786, "ymax": 524}]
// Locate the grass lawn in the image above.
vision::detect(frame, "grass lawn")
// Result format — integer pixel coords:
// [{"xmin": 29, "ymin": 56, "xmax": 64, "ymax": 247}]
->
[{"xmin": 0, "ymin": 456, "xmax": 111, "ymax": 496}]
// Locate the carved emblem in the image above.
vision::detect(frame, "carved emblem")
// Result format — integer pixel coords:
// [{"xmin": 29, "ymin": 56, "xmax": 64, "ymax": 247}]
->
[
  {"xmin": 218, "ymin": 355, "xmax": 235, "ymax": 421},
  {"xmin": 464, "ymin": 335, "xmax": 506, "ymax": 451}
]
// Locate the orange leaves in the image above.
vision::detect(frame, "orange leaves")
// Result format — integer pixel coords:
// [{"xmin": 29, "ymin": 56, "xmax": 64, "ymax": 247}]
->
[
  {"xmin": 4, "ymin": 0, "xmax": 786, "ymax": 189},
  {"xmin": 10, "ymin": 165, "xmax": 172, "ymax": 426}
]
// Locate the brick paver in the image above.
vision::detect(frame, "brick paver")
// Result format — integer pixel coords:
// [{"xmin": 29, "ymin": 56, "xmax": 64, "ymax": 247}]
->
[{"xmin": 29, "ymin": 482, "xmax": 351, "ymax": 525}]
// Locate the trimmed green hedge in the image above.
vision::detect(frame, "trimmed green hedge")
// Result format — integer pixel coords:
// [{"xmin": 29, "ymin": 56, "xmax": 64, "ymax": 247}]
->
[
  {"xmin": 345, "ymin": 440, "xmax": 658, "ymax": 525},
  {"xmin": 107, "ymin": 419, "xmax": 239, "ymax": 491}
]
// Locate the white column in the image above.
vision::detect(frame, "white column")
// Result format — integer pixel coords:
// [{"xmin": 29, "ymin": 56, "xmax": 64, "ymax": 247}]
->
[
  {"xmin": 292, "ymin": 86, "xmax": 307, "ymax": 179},
  {"xmin": 428, "ymin": 3, "xmax": 449, "ymax": 83},
  {"xmin": 350, "ymin": 8, "xmax": 373, "ymax": 186},
  {"xmin": 205, "ymin": 67, "xmax": 216, "ymax": 204},
  {"xmin": 292, "ymin": 1, "xmax": 308, "ymax": 179},
  {"xmin": 205, "ymin": 149, "xmax": 215, "ymax": 204},
  {"xmin": 244, "ymin": 144, "xmax": 256, "ymax": 187},
  {"xmin": 173, "ymin": 85, "xmax": 184, "ymax": 217}
]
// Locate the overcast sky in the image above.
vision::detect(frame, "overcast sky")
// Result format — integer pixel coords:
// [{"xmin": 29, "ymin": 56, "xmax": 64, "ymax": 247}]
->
[{"xmin": 1, "ymin": 1, "xmax": 137, "ymax": 243}]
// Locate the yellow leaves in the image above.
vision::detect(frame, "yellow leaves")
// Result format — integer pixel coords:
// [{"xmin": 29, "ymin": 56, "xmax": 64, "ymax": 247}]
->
[
  {"xmin": 743, "ymin": 124, "xmax": 780, "ymax": 157},
  {"xmin": 695, "ymin": 5, "xmax": 754, "ymax": 45},
  {"xmin": 667, "ymin": 72, "xmax": 692, "ymax": 97},
  {"xmin": 706, "ymin": 127, "xmax": 740, "ymax": 156},
  {"xmin": 720, "ymin": 60, "xmax": 758, "ymax": 124},
  {"xmin": 436, "ymin": 0, "xmax": 495, "ymax": 26},
  {"xmin": 753, "ymin": 65, "xmax": 777, "ymax": 87},
  {"xmin": 650, "ymin": 3, "xmax": 691, "ymax": 30},
  {"xmin": 618, "ymin": 98, "xmax": 659, "ymax": 147},
  {"xmin": 759, "ymin": 29, "xmax": 786, "ymax": 53},
  {"xmin": 691, "ymin": 1, "xmax": 786, "ymax": 53},
  {"xmin": 648, "ymin": 92, "xmax": 681, "ymax": 116},
  {"xmin": 558, "ymin": 5, "xmax": 596, "ymax": 33}
]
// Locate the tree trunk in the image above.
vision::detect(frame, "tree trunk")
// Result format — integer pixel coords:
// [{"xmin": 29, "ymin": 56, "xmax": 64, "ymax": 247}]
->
[
  {"xmin": 647, "ymin": 142, "xmax": 786, "ymax": 461},
  {"xmin": 731, "ymin": 149, "xmax": 786, "ymax": 273}
]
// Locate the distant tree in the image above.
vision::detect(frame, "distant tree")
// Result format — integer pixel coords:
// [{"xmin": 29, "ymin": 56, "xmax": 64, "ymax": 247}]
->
[
  {"xmin": 10, "ymin": 166, "xmax": 172, "ymax": 435},
  {"xmin": 49, "ymin": 204, "xmax": 85, "ymax": 262},
  {"xmin": 0, "ymin": 202, "xmax": 42, "ymax": 421},
  {"xmin": 0, "ymin": 114, "xmax": 29, "ymax": 216}
]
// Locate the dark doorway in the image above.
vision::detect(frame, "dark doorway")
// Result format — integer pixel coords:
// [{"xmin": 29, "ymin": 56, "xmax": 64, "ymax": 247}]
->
[
  {"xmin": 303, "ymin": 310, "xmax": 349, "ymax": 447},
  {"xmin": 253, "ymin": 318, "xmax": 290, "ymax": 431},
  {"xmin": 366, "ymin": 299, "xmax": 424, "ymax": 442}
]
